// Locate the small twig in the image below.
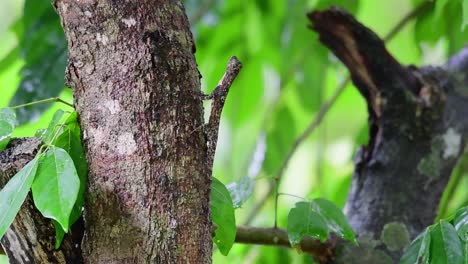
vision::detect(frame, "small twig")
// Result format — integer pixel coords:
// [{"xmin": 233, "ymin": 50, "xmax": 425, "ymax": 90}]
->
[
  {"xmin": 235, "ymin": 226, "xmax": 335, "ymax": 264},
  {"xmin": 245, "ymin": 1, "xmax": 432, "ymax": 226},
  {"xmin": 11, "ymin": 97, "xmax": 74, "ymax": 109},
  {"xmin": 204, "ymin": 56, "xmax": 242, "ymax": 169}
]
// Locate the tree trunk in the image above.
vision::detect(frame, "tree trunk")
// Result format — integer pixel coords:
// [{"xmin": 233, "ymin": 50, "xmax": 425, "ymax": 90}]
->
[
  {"xmin": 54, "ymin": 0, "xmax": 211, "ymax": 263},
  {"xmin": 309, "ymin": 8, "xmax": 468, "ymax": 263}
]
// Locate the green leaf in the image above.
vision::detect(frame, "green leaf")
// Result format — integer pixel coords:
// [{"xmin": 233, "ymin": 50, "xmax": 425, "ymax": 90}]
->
[
  {"xmin": 287, "ymin": 201, "xmax": 328, "ymax": 248},
  {"xmin": 32, "ymin": 146, "xmax": 80, "ymax": 232},
  {"xmin": 312, "ymin": 198, "xmax": 356, "ymax": 242},
  {"xmin": 211, "ymin": 177, "xmax": 236, "ymax": 256},
  {"xmin": 227, "ymin": 176, "xmax": 254, "ymax": 209},
  {"xmin": 0, "ymin": 157, "xmax": 39, "ymax": 239},
  {"xmin": 40, "ymin": 109, "xmax": 65, "ymax": 144},
  {"xmin": 400, "ymin": 229, "xmax": 431, "ymax": 264},
  {"xmin": 0, "ymin": 108, "xmax": 16, "ymax": 151},
  {"xmin": 414, "ymin": 7, "xmax": 446, "ymax": 45},
  {"xmin": 430, "ymin": 220, "xmax": 464, "ymax": 264},
  {"xmin": 452, "ymin": 206, "xmax": 468, "ymax": 241},
  {"xmin": 245, "ymin": 2, "xmax": 264, "ymax": 54},
  {"xmin": 52, "ymin": 112, "xmax": 87, "ymax": 226},
  {"xmin": 463, "ymin": 1, "xmax": 468, "ymax": 30},
  {"xmin": 434, "ymin": 0, "xmax": 450, "ymax": 20},
  {"xmin": 263, "ymin": 105, "xmax": 297, "ymax": 175}
]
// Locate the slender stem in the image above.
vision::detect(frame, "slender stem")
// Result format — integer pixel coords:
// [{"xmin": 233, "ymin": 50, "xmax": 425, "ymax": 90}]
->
[
  {"xmin": 436, "ymin": 154, "xmax": 468, "ymax": 220},
  {"xmin": 246, "ymin": 1, "xmax": 432, "ymax": 226},
  {"xmin": 273, "ymin": 179, "xmax": 279, "ymax": 228},
  {"xmin": 11, "ymin": 97, "xmax": 74, "ymax": 109},
  {"xmin": 277, "ymin": 192, "xmax": 307, "ymax": 200}
]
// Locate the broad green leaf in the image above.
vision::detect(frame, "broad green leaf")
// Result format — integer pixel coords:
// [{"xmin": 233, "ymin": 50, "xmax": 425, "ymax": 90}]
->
[
  {"xmin": 444, "ymin": 0, "xmax": 468, "ymax": 55},
  {"xmin": 0, "ymin": 108, "xmax": 16, "ymax": 151},
  {"xmin": 53, "ymin": 112, "xmax": 87, "ymax": 226},
  {"xmin": 452, "ymin": 207, "xmax": 468, "ymax": 241},
  {"xmin": 400, "ymin": 230, "xmax": 431, "ymax": 264},
  {"xmin": 463, "ymin": 1, "xmax": 468, "ymax": 30},
  {"xmin": 10, "ymin": 0, "xmax": 67, "ymax": 123},
  {"xmin": 287, "ymin": 201, "xmax": 328, "ymax": 248},
  {"xmin": 430, "ymin": 220, "xmax": 464, "ymax": 264},
  {"xmin": 227, "ymin": 176, "xmax": 254, "ymax": 209},
  {"xmin": 245, "ymin": 2, "xmax": 264, "ymax": 54},
  {"xmin": 32, "ymin": 147, "xmax": 80, "ymax": 232},
  {"xmin": 414, "ymin": 7, "xmax": 446, "ymax": 46},
  {"xmin": 0, "ymin": 157, "xmax": 39, "ymax": 239},
  {"xmin": 312, "ymin": 198, "xmax": 356, "ymax": 242},
  {"xmin": 295, "ymin": 48, "xmax": 327, "ymax": 113},
  {"xmin": 434, "ymin": 0, "xmax": 450, "ymax": 20},
  {"xmin": 39, "ymin": 109, "xmax": 65, "ymax": 144},
  {"xmin": 263, "ymin": 105, "xmax": 297, "ymax": 175},
  {"xmin": 211, "ymin": 177, "xmax": 236, "ymax": 255}
]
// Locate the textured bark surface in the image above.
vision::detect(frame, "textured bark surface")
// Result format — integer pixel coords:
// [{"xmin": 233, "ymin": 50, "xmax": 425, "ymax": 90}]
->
[
  {"xmin": 309, "ymin": 8, "xmax": 468, "ymax": 262},
  {"xmin": 55, "ymin": 0, "xmax": 211, "ymax": 263},
  {"xmin": 0, "ymin": 138, "xmax": 83, "ymax": 263}
]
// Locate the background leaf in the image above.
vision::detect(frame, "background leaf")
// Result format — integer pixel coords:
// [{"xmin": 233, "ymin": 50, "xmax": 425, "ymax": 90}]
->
[
  {"xmin": 312, "ymin": 198, "xmax": 356, "ymax": 242},
  {"xmin": 0, "ymin": 107, "xmax": 16, "ymax": 150},
  {"xmin": 211, "ymin": 177, "xmax": 236, "ymax": 255},
  {"xmin": 31, "ymin": 147, "xmax": 80, "ymax": 232},
  {"xmin": 0, "ymin": 157, "xmax": 38, "ymax": 239},
  {"xmin": 287, "ymin": 201, "xmax": 328, "ymax": 247},
  {"xmin": 227, "ymin": 176, "xmax": 255, "ymax": 209}
]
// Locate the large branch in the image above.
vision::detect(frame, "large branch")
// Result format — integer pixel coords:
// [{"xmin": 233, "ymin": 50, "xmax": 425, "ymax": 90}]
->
[
  {"xmin": 307, "ymin": 7, "xmax": 468, "ymax": 262},
  {"xmin": 0, "ymin": 138, "xmax": 82, "ymax": 263}
]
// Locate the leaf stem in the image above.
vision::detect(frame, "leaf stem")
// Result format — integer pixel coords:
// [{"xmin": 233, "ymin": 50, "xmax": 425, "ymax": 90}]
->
[{"xmin": 11, "ymin": 97, "xmax": 74, "ymax": 110}]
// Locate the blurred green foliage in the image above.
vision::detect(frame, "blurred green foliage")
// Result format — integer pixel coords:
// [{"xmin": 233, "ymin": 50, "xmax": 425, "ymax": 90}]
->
[{"xmin": 0, "ymin": 0, "xmax": 467, "ymax": 263}]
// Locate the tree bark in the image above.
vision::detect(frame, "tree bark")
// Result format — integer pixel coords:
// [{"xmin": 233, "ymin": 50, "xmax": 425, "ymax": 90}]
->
[{"xmin": 54, "ymin": 0, "xmax": 211, "ymax": 263}]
